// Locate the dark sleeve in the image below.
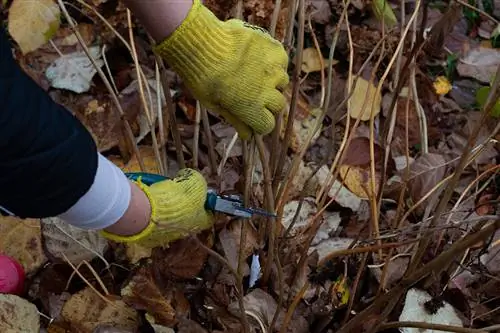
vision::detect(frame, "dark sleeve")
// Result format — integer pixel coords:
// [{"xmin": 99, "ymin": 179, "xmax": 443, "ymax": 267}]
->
[{"xmin": 0, "ymin": 27, "xmax": 98, "ymax": 218}]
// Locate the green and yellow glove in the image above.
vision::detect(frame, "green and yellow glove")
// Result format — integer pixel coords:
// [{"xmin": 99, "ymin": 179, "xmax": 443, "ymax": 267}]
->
[
  {"xmin": 101, "ymin": 169, "xmax": 213, "ymax": 248},
  {"xmin": 154, "ymin": 0, "xmax": 289, "ymax": 140}
]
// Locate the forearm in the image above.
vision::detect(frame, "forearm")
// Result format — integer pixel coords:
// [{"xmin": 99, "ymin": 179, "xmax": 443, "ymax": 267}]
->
[{"xmin": 121, "ymin": 0, "xmax": 193, "ymax": 41}]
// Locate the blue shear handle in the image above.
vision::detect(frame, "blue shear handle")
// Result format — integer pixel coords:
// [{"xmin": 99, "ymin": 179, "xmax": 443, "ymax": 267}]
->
[{"xmin": 125, "ymin": 172, "xmax": 218, "ymax": 212}]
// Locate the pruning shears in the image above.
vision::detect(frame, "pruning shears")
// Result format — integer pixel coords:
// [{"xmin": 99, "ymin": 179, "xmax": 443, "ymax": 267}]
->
[{"xmin": 125, "ymin": 172, "xmax": 276, "ymax": 219}]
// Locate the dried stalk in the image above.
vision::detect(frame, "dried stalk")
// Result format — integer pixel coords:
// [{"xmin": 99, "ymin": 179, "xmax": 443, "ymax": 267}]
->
[
  {"xmin": 201, "ymin": 107, "xmax": 218, "ymax": 175},
  {"xmin": 192, "ymin": 101, "xmax": 201, "ymax": 168},
  {"xmin": 379, "ymin": 321, "xmax": 486, "ymax": 333},
  {"xmin": 127, "ymin": 10, "xmax": 165, "ymax": 174},
  {"xmin": 272, "ymin": 0, "xmax": 305, "ymax": 194},
  {"xmin": 57, "ymin": 0, "xmax": 144, "ymax": 170}
]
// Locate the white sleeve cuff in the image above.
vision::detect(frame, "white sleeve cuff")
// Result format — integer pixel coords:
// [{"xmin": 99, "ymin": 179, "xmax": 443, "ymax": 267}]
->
[{"xmin": 57, "ymin": 153, "xmax": 131, "ymax": 230}]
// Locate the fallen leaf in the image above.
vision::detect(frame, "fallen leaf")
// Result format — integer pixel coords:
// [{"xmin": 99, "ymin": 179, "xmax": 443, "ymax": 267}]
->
[
  {"xmin": 125, "ymin": 243, "xmax": 152, "ymax": 264},
  {"xmin": 433, "ymin": 76, "xmax": 452, "ymax": 95},
  {"xmin": 219, "ymin": 221, "xmax": 259, "ymax": 272},
  {"xmin": 313, "ymin": 238, "xmax": 355, "ymax": 263},
  {"xmin": 339, "ymin": 165, "xmax": 381, "ymax": 198},
  {"xmin": 310, "ymin": 0, "xmax": 332, "ymax": 24},
  {"xmin": 476, "ymin": 86, "xmax": 500, "ymax": 117},
  {"xmin": 300, "ymin": 48, "xmax": 336, "ymax": 73},
  {"xmin": 0, "ymin": 216, "xmax": 47, "ymax": 274},
  {"xmin": 41, "ymin": 217, "xmax": 109, "ymax": 265},
  {"xmin": 152, "ymin": 234, "xmax": 211, "ymax": 279},
  {"xmin": 371, "ymin": 0, "xmax": 397, "ymax": 28},
  {"xmin": 0, "ymin": 294, "xmax": 39, "ymax": 333},
  {"xmin": 282, "ymin": 197, "xmax": 342, "ymax": 246},
  {"xmin": 109, "ymin": 145, "xmax": 162, "ymax": 174},
  {"xmin": 406, "ymin": 153, "xmax": 447, "ymax": 209},
  {"xmin": 448, "ymin": 112, "xmax": 498, "ymax": 166},
  {"xmin": 45, "ymin": 46, "xmax": 105, "ymax": 93},
  {"xmin": 457, "ymin": 47, "xmax": 500, "ymax": 83},
  {"xmin": 282, "ymin": 87, "xmax": 322, "ymax": 152},
  {"xmin": 349, "ymin": 76, "xmax": 382, "ymax": 121},
  {"xmin": 399, "ymin": 288, "xmax": 463, "ymax": 333},
  {"xmin": 121, "ymin": 265, "xmax": 177, "ymax": 327},
  {"xmin": 61, "ymin": 287, "xmax": 139, "ymax": 332},
  {"xmin": 369, "ymin": 256, "xmax": 410, "ymax": 289},
  {"xmin": 93, "ymin": 326, "xmax": 134, "ymax": 333},
  {"xmin": 151, "ymin": 324, "xmax": 176, "ymax": 333},
  {"xmin": 316, "ymin": 165, "xmax": 363, "ymax": 211},
  {"xmin": 7, "ymin": 0, "xmax": 61, "ymax": 54},
  {"xmin": 177, "ymin": 317, "xmax": 208, "ymax": 333}
]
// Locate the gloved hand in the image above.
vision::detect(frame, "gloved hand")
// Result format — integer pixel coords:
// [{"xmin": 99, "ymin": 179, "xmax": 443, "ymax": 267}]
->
[
  {"xmin": 154, "ymin": 0, "xmax": 289, "ymax": 140},
  {"xmin": 101, "ymin": 169, "xmax": 213, "ymax": 248}
]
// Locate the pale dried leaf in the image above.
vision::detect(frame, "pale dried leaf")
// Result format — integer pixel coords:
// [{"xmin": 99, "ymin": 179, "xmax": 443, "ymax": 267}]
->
[
  {"xmin": 349, "ymin": 76, "xmax": 382, "ymax": 121},
  {"xmin": 369, "ymin": 256, "xmax": 410, "ymax": 288},
  {"xmin": 41, "ymin": 217, "xmax": 108, "ymax": 265},
  {"xmin": 339, "ymin": 165, "xmax": 381, "ymax": 198},
  {"xmin": 45, "ymin": 46, "xmax": 104, "ymax": 93},
  {"xmin": 300, "ymin": 48, "xmax": 336, "ymax": 73},
  {"xmin": 399, "ymin": 288, "xmax": 463, "ymax": 333},
  {"xmin": 316, "ymin": 165, "xmax": 362, "ymax": 211},
  {"xmin": 310, "ymin": 238, "xmax": 354, "ymax": 262},
  {"xmin": 407, "ymin": 153, "xmax": 447, "ymax": 206},
  {"xmin": 457, "ymin": 47, "xmax": 500, "ymax": 83},
  {"xmin": 0, "ymin": 216, "xmax": 47, "ymax": 274},
  {"xmin": 0, "ymin": 294, "xmax": 39, "ymax": 333},
  {"xmin": 7, "ymin": 0, "xmax": 61, "ymax": 54},
  {"xmin": 93, "ymin": 326, "xmax": 133, "ymax": 333},
  {"xmin": 282, "ymin": 197, "xmax": 341, "ymax": 246},
  {"xmin": 62, "ymin": 287, "xmax": 139, "ymax": 332}
]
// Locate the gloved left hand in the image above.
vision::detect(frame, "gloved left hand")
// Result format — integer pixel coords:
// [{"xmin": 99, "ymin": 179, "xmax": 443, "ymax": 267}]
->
[{"xmin": 101, "ymin": 168, "xmax": 213, "ymax": 248}]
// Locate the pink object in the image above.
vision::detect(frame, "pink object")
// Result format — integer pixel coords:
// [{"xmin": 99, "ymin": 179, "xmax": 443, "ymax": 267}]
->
[{"xmin": 0, "ymin": 255, "xmax": 25, "ymax": 295}]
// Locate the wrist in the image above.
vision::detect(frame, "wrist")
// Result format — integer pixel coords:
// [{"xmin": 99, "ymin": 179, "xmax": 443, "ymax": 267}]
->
[{"xmin": 122, "ymin": 0, "xmax": 194, "ymax": 41}]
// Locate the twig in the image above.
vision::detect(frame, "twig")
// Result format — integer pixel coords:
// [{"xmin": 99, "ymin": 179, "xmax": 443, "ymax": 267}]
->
[
  {"xmin": 217, "ymin": 132, "xmax": 238, "ymax": 176},
  {"xmin": 455, "ymin": 0, "xmax": 499, "ymax": 25},
  {"xmin": 127, "ymin": 10, "xmax": 165, "ymax": 174},
  {"xmin": 57, "ymin": 0, "xmax": 145, "ymax": 170},
  {"xmin": 201, "ymin": 107, "xmax": 218, "ymax": 175},
  {"xmin": 155, "ymin": 63, "xmax": 168, "ymax": 176},
  {"xmin": 337, "ymin": 219, "xmax": 500, "ymax": 332},
  {"xmin": 194, "ymin": 236, "xmax": 250, "ymax": 332},
  {"xmin": 257, "ymin": 135, "xmax": 277, "ymax": 285},
  {"xmin": 192, "ymin": 101, "xmax": 201, "ymax": 168},
  {"xmin": 278, "ymin": 281, "xmax": 309, "ymax": 333},
  {"xmin": 272, "ymin": 0, "xmax": 305, "ymax": 193},
  {"xmin": 152, "ymin": 52, "xmax": 186, "ymax": 169},
  {"xmin": 378, "ymin": 321, "xmax": 486, "ymax": 333}
]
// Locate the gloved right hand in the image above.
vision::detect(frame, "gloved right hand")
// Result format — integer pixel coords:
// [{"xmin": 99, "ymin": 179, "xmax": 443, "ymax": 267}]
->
[
  {"xmin": 154, "ymin": 0, "xmax": 289, "ymax": 140},
  {"xmin": 101, "ymin": 168, "xmax": 213, "ymax": 249}
]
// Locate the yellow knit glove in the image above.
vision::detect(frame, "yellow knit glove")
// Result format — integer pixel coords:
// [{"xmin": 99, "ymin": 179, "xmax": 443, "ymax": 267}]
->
[
  {"xmin": 154, "ymin": 0, "xmax": 289, "ymax": 140},
  {"xmin": 101, "ymin": 169, "xmax": 213, "ymax": 248}
]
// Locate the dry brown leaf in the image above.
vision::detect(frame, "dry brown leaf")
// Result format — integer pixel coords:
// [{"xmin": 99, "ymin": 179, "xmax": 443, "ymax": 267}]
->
[
  {"xmin": 219, "ymin": 221, "xmax": 259, "ymax": 271},
  {"xmin": 61, "ymin": 287, "xmax": 139, "ymax": 333},
  {"xmin": 369, "ymin": 256, "xmax": 410, "ymax": 289},
  {"xmin": 0, "ymin": 216, "xmax": 47, "ymax": 274},
  {"xmin": 407, "ymin": 153, "xmax": 447, "ymax": 209},
  {"xmin": 349, "ymin": 76, "xmax": 382, "ymax": 121},
  {"xmin": 41, "ymin": 217, "xmax": 108, "ymax": 265},
  {"xmin": 152, "ymin": 234, "xmax": 212, "ymax": 279},
  {"xmin": 177, "ymin": 317, "xmax": 208, "ymax": 333},
  {"xmin": 121, "ymin": 266, "xmax": 177, "ymax": 327},
  {"xmin": 339, "ymin": 165, "xmax": 381, "ymax": 198},
  {"xmin": 0, "ymin": 294, "xmax": 39, "ymax": 333}
]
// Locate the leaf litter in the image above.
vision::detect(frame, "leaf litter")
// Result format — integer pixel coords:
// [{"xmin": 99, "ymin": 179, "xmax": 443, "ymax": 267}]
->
[{"xmin": 3, "ymin": 0, "xmax": 500, "ymax": 331}]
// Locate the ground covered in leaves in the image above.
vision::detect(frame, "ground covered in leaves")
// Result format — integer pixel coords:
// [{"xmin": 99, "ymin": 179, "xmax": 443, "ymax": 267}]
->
[{"xmin": 1, "ymin": 0, "xmax": 500, "ymax": 332}]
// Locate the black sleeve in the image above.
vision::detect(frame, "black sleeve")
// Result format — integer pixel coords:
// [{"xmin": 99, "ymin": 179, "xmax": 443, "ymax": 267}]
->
[{"xmin": 0, "ymin": 27, "xmax": 98, "ymax": 218}]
